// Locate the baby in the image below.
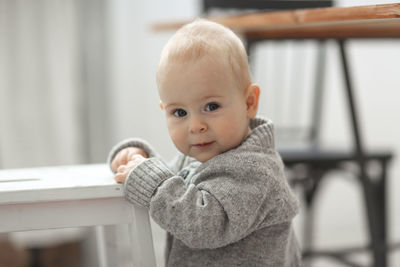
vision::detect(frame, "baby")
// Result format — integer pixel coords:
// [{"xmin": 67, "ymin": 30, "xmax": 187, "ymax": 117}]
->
[{"xmin": 108, "ymin": 19, "xmax": 300, "ymax": 267}]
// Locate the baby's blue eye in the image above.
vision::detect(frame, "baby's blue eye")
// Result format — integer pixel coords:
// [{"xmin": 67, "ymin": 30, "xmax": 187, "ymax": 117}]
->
[
  {"xmin": 173, "ymin": 109, "xmax": 187, "ymax": 117},
  {"xmin": 205, "ymin": 103, "xmax": 220, "ymax": 112}
]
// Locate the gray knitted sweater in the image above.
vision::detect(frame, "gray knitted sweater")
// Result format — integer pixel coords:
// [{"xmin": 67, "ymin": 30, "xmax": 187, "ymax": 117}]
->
[{"xmin": 108, "ymin": 117, "xmax": 301, "ymax": 267}]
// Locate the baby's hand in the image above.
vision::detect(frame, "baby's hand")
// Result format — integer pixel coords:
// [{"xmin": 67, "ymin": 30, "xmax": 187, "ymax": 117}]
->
[
  {"xmin": 114, "ymin": 154, "xmax": 146, "ymax": 184},
  {"xmin": 111, "ymin": 147, "xmax": 148, "ymax": 172}
]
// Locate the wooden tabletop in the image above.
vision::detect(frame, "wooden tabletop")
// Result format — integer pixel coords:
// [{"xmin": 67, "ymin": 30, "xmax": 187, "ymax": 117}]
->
[{"xmin": 153, "ymin": 3, "xmax": 400, "ymax": 39}]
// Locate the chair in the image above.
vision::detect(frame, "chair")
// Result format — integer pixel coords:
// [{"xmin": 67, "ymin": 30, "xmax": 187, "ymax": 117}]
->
[{"xmin": 202, "ymin": 1, "xmax": 394, "ymax": 267}]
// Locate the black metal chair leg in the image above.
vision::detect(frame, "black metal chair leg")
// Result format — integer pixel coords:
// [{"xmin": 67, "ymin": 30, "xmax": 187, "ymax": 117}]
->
[
  {"xmin": 359, "ymin": 169, "xmax": 383, "ymax": 267},
  {"xmin": 355, "ymin": 158, "xmax": 388, "ymax": 267},
  {"xmin": 373, "ymin": 159, "xmax": 388, "ymax": 267},
  {"xmin": 303, "ymin": 184, "xmax": 316, "ymax": 249},
  {"xmin": 301, "ymin": 170, "xmax": 323, "ymax": 266}
]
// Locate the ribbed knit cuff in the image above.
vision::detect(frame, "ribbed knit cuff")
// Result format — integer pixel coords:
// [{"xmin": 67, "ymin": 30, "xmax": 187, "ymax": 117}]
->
[
  {"xmin": 107, "ymin": 138, "xmax": 160, "ymax": 172},
  {"xmin": 124, "ymin": 157, "xmax": 174, "ymax": 208}
]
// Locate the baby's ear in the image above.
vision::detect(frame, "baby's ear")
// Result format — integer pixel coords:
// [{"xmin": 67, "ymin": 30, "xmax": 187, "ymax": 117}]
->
[
  {"xmin": 159, "ymin": 101, "xmax": 164, "ymax": 110},
  {"xmin": 245, "ymin": 84, "xmax": 260, "ymax": 118}
]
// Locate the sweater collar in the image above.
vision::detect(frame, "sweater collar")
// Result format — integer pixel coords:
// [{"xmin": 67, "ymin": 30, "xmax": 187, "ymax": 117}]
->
[{"xmin": 245, "ymin": 117, "xmax": 275, "ymax": 149}]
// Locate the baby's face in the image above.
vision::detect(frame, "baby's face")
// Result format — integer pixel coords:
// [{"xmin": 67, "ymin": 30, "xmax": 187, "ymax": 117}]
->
[{"xmin": 158, "ymin": 57, "xmax": 252, "ymax": 162}]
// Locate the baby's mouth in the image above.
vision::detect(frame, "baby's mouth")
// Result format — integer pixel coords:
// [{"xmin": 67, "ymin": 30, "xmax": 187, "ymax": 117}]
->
[{"xmin": 193, "ymin": 141, "xmax": 214, "ymax": 149}]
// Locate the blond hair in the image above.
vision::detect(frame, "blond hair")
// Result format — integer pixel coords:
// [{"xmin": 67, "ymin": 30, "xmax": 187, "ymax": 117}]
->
[{"xmin": 156, "ymin": 19, "xmax": 252, "ymax": 91}]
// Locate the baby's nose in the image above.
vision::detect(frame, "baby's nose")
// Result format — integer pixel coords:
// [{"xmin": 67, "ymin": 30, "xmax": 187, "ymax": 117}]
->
[{"xmin": 189, "ymin": 117, "xmax": 208, "ymax": 133}]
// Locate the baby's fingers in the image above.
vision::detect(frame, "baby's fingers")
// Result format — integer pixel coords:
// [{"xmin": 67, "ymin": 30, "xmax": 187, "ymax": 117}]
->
[
  {"xmin": 114, "ymin": 161, "xmax": 137, "ymax": 184},
  {"xmin": 111, "ymin": 149, "xmax": 128, "ymax": 172},
  {"xmin": 114, "ymin": 171, "xmax": 127, "ymax": 184},
  {"xmin": 114, "ymin": 164, "xmax": 130, "ymax": 183}
]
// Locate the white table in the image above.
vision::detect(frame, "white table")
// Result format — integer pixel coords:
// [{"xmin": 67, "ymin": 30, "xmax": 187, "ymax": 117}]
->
[{"xmin": 0, "ymin": 164, "xmax": 157, "ymax": 267}]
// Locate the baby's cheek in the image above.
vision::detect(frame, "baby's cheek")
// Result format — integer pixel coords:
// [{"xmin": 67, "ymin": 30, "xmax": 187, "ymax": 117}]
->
[
  {"xmin": 219, "ymin": 119, "xmax": 246, "ymax": 146},
  {"xmin": 169, "ymin": 130, "xmax": 188, "ymax": 153}
]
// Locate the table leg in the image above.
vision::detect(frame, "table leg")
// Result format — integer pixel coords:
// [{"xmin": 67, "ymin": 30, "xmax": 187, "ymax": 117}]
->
[
  {"xmin": 128, "ymin": 205, "xmax": 157, "ymax": 267},
  {"xmin": 96, "ymin": 225, "xmax": 120, "ymax": 267}
]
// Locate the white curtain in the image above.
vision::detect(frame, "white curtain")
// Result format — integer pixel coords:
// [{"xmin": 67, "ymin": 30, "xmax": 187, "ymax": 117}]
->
[{"xmin": 0, "ymin": 0, "xmax": 111, "ymax": 169}]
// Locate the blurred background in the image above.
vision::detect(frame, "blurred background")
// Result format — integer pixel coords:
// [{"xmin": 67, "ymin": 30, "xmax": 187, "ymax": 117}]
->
[{"xmin": 0, "ymin": 0, "xmax": 399, "ymax": 266}]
